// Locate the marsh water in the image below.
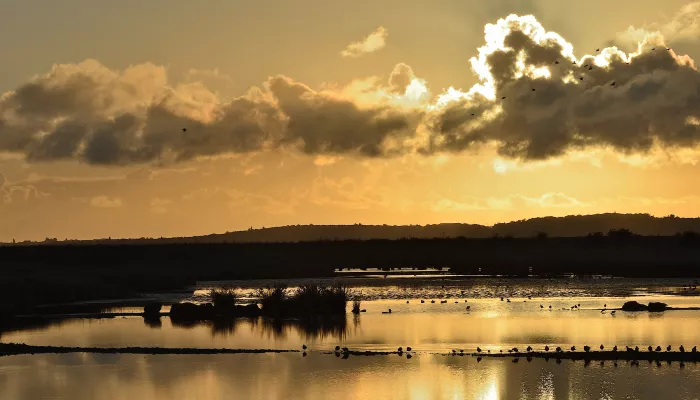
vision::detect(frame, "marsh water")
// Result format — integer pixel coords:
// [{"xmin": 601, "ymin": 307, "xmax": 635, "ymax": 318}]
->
[{"xmin": 2, "ymin": 276, "xmax": 700, "ymax": 399}]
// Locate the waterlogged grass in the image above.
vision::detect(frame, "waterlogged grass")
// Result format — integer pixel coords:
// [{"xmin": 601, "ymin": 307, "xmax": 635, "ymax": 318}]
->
[
  {"xmin": 210, "ymin": 288, "xmax": 238, "ymax": 309},
  {"xmin": 257, "ymin": 284, "xmax": 349, "ymax": 316}
]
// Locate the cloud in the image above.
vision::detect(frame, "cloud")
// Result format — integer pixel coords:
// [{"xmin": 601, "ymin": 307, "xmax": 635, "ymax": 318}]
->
[
  {"xmin": 313, "ymin": 155, "xmax": 341, "ymax": 166},
  {"xmin": 150, "ymin": 197, "xmax": 171, "ymax": 214},
  {"xmin": 425, "ymin": 13, "xmax": 700, "ymax": 161},
  {"xmin": 428, "ymin": 192, "xmax": 586, "ymax": 212},
  {"xmin": 1, "ymin": 183, "xmax": 48, "ymax": 205},
  {"xmin": 0, "ymin": 60, "xmax": 419, "ymax": 165},
  {"xmin": 619, "ymin": 2, "xmax": 700, "ymax": 46},
  {"xmin": 2, "ymin": 7, "xmax": 700, "ymax": 167},
  {"xmin": 90, "ymin": 195, "xmax": 122, "ymax": 208},
  {"xmin": 340, "ymin": 27, "xmax": 388, "ymax": 58}
]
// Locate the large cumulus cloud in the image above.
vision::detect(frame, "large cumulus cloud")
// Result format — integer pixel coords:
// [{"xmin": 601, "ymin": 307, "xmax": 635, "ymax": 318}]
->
[
  {"xmin": 2, "ymin": 11, "xmax": 700, "ymax": 165},
  {"xmin": 426, "ymin": 14, "xmax": 700, "ymax": 160}
]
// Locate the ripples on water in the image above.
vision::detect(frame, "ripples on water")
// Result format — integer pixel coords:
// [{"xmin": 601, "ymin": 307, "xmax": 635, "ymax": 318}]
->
[
  {"xmin": 3, "ymin": 277, "xmax": 700, "ymax": 399},
  {"xmin": 1, "ymin": 353, "xmax": 699, "ymax": 400},
  {"xmin": 190, "ymin": 276, "xmax": 700, "ymax": 303}
]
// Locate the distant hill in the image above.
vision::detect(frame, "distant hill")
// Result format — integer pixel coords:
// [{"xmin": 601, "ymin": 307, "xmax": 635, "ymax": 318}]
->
[{"xmin": 15, "ymin": 213, "xmax": 700, "ymax": 245}]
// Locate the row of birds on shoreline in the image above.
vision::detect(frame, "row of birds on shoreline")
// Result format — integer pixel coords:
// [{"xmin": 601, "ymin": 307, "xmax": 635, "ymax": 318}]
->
[
  {"xmin": 474, "ymin": 344, "xmax": 697, "ymax": 354},
  {"xmin": 300, "ymin": 344, "xmax": 696, "ymax": 354}
]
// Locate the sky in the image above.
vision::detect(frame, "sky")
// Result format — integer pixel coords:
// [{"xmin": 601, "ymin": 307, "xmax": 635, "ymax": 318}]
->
[{"xmin": 2, "ymin": 0, "xmax": 700, "ymax": 241}]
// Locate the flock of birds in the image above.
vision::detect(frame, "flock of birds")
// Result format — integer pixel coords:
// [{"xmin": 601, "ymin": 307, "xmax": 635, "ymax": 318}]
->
[
  {"xmin": 378, "ymin": 296, "xmax": 618, "ymax": 315},
  {"xmin": 463, "ymin": 46, "xmax": 674, "ymax": 116}
]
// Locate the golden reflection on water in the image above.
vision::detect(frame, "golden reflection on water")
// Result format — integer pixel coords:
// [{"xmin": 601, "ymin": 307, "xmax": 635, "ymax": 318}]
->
[
  {"xmin": 1, "ymin": 353, "xmax": 698, "ymax": 399},
  {"xmin": 3, "ymin": 296, "xmax": 700, "ymax": 354}
]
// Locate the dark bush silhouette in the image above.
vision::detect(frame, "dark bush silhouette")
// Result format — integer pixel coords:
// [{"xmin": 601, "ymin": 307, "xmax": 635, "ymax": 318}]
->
[
  {"xmin": 648, "ymin": 302, "xmax": 668, "ymax": 312},
  {"xmin": 143, "ymin": 303, "xmax": 162, "ymax": 316},
  {"xmin": 351, "ymin": 299, "xmax": 361, "ymax": 314},
  {"xmin": 257, "ymin": 284, "xmax": 348, "ymax": 316},
  {"xmin": 210, "ymin": 288, "xmax": 237, "ymax": 310},
  {"xmin": 608, "ymin": 228, "xmax": 635, "ymax": 238},
  {"xmin": 621, "ymin": 301, "xmax": 668, "ymax": 312},
  {"xmin": 621, "ymin": 301, "xmax": 647, "ymax": 311}
]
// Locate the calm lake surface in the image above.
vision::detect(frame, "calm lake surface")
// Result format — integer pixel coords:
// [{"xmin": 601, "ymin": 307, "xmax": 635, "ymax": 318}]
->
[{"xmin": 2, "ymin": 277, "xmax": 700, "ymax": 399}]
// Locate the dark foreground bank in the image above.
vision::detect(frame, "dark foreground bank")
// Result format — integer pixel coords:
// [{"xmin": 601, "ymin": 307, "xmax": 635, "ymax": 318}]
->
[{"xmin": 2, "ymin": 235, "xmax": 700, "ymax": 318}]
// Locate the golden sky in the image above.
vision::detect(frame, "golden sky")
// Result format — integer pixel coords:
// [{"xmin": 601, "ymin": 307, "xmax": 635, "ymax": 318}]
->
[{"xmin": 2, "ymin": 0, "xmax": 700, "ymax": 241}]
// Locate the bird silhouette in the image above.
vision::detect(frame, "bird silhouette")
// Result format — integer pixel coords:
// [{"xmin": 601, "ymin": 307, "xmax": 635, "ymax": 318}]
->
[
  {"xmin": 407, "ymin": 347, "xmax": 412, "ymax": 352},
  {"xmin": 612, "ymin": 345, "xmax": 618, "ymax": 352},
  {"xmin": 648, "ymin": 346, "xmax": 653, "ymax": 352},
  {"xmin": 477, "ymin": 347, "xmax": 482, "ymax": 353},
  {"xmin": 600, "ymin": 344, "xmax": 604, "ymax": 350},
  {"xmin": 588, "ymin": 66, "xmax": 593, "ymax": 70},
  {"xmin": 680, "ymin": 345, "xmax": 685, "ymax": 352},
  {"xmin": 544, "ymin": 345, "xmax": 549, "ymax": 351},
  {"xmin": 501, "ymin": 96, "xmax": 506, "ymax": 100},
  {"xmin": 652, "ymin": 48, "xmax": 656, "ymax": 50},
  {"xmin": 527, "ymin": 346, "xmax": 533, "ymax": 352},
  {"xmin": 532, "ymin": 88, "xmax": 536, "ymax": 91},
  {"xmin": 302, "ymin": 344, "xmax": 307, "ymax": 350},
  {"xmin": 584, "ymin": 346, "xmax": 591, "ymax": 352},
  {"xmin": 571, "ymin": 346, "xmax": 576, "ymax": 351},
  {"xmin": 583, "ymin": 64, "xmax": 588, "ymax": 68},
  {"xmin": 610, "ymin": 310, "xmax": 616, "ymax": 315},
  {"xmin": 667, "ymin": 48, "xmax": 671, "ymax": 50},
  {"xmin": 611, "ymin": 82, "xmax": 616, "ymax": 86},
  {"xmin": 182, "ymin": 128, "xmax": 187, "ymax": 132},
  {"xmin": 398, "ymin": 347, "xmax": 403, "ymax": 352},
  {"xmin": 335, "ymin": 345, "xmax": 341, "ymax": 351},
  {"xmin": 596, "ymin": 48, "xmax": 600, "ymax": 52},
  {"xmin": 656, "ymin": 346, "xmax": 662, "ymax": 352},
  {"xmin": 555, "ymin": 61, "xmax": 559, "ymax": 64},
  {"xmin": 667, "ymin": 345, "xmax": 672, "ymax": 352},
  {"xmin": 692, "ymin": 346, "xmax": 697, "ymax": 353},
  {"xmin": 580, "ymin": 77, "xmax": 584, "ymax": 81}
]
